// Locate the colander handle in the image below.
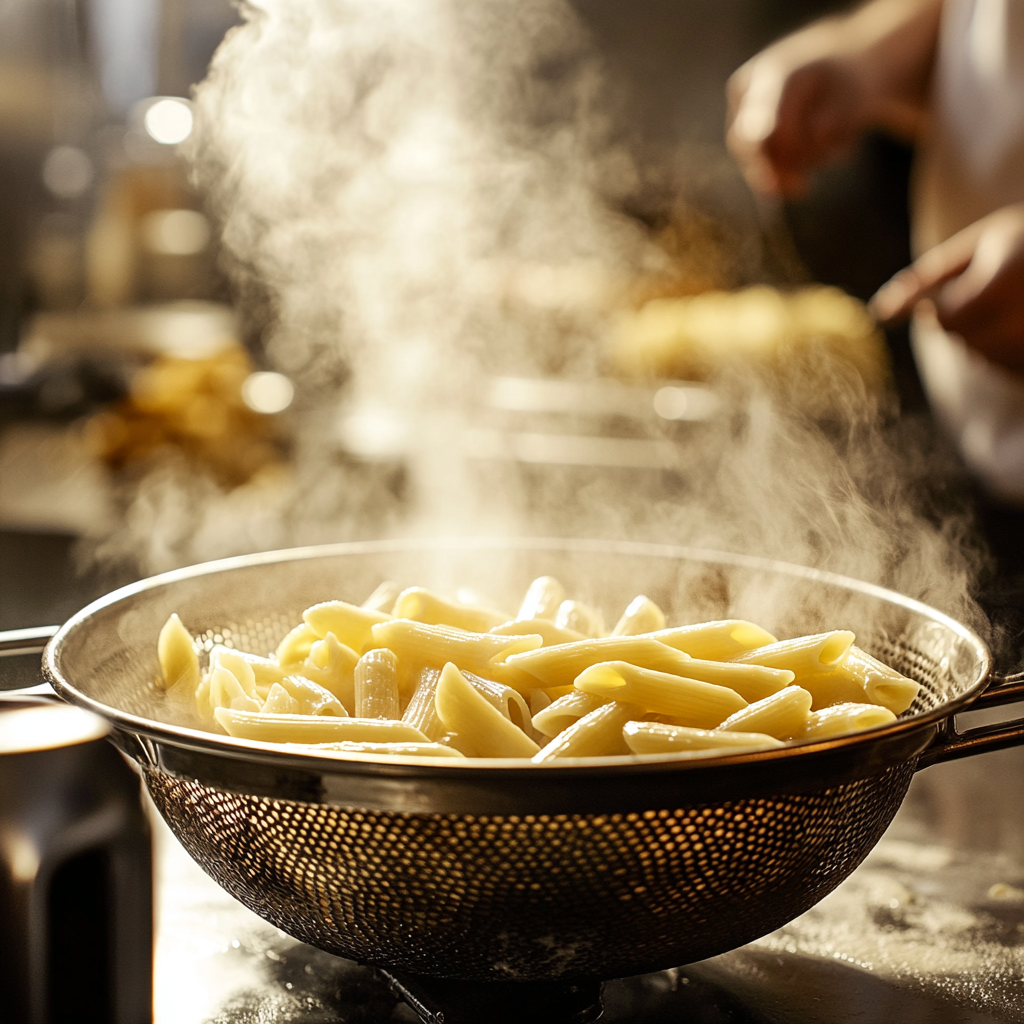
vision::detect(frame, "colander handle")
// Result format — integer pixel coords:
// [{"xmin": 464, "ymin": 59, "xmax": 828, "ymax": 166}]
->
[
  {"xmin": 917, "ymin": 670, "xmax": 1024, "ymax": 769},
  {"xmin": 0, "ymin": 625, "xmax": 60, "ymax": 700}
]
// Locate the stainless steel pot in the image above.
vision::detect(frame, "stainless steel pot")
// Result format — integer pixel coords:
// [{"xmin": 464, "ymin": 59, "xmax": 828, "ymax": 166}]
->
[{"xmin": 13, "ymin": 538, "xmax": 1024, "ymax": 985}]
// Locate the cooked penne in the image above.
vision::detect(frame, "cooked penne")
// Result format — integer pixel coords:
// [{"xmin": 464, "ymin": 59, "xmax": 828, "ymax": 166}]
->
[
  {"xmin": 262, "ymin": 682, "xmax": 300, "ymax": 714},
  {"xmin": 575, "ymin": 662, "xmax": 747, "ymax": 728},
  {"xmin": 516, "ymin": 576, "xmax": 566, "ymax": 622},
  {"xmin": 532, "ymin": 690, "xmax": 609, "ymax": 738},
  {"xmin": 434, "ymin": 663, "xmax": 540, "ymax": 758},
  {"xmin": 276, "ymin": 622, "xmax": 319, "ymax": 664},
  {"xmin": 362, "ymin": 580, "xmax": 402, "ymax": 612},
  {"xmin": 801, "ymin": 702, "xmax": 897, "ymax": 741},
  {"xmin": 303, "ymin": 600, "xmax": 391, "ymax": 653},
  {"xmin": 393, "ymin": 587, "xmax": 510, "ymax": 633},
  {"xmin": 611, "ymin": 596, "xmax": 666, "ymax": 637},
  {"xmin": 294, "ymin": 740, "xmax": 465, "ymax": 759},
  {"xmin": 209, "ymin": 665, "xmax": 261, "ymax": 714},
  {"xmin": 656, "ymin": 656, "xmax": 794, "ymax": 703},
  {"xmin": 370, "ymin": 619, "xmax": 542, "ymax": 691},
  {"xmin": 717, "ymin": 686, "xmax": 812, "ymax": 739},
  {"xmin": 209, "ymin": 645, "xmax": 259, "ymax": 699},
  {"xmin": 354, "ymin": 648, "xmax": 400, "ymax": 719},
  {"xmin": 650, "ymin": 620, "xmax": 778, "ymax": 661},
  {"xmin": 463, "ymin": 672, "xmax": 534, "ymax": 734},
  {"xmin": 300, "ymin": 632, "xmax": 358, "ymax": 711},
  {"xmin": 841, "ymin": 646, "xmax": 920, "ymax": 714},
  {"xmin": 277, "ymin": 674, "xmax": 348, "ymax": 717},
  {"xmin": 555, "ymin": 600, "xmax": 605, "ymax": 638},
  {"xmin": 732, "ymin": 631, "xmax": 855, "ymax": 677},
  {"xmin": 401, "ymin": 668, "xmax": 446, "ymax": 741},
  {"xmin": 490, "ymin": 618, "xmax": 586, "ymax": 646},
  {"xmin": 622, "ymin": 721, "xmax": 784, "ymax": 755},
  {"xmin": 214, "ymin": 708, "xmax": 429, "ymax": 744},
  {"xmin": 158, "ymin": 614, "xmax": 200, "ymax": 692},
  {"xmin": 532, "ymin": 701, "xmax": 641, "ymax": 761}
]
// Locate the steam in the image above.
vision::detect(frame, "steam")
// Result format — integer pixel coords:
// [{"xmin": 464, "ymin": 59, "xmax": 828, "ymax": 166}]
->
[{"xmin": 90, "ymin": 0, "xmax": 989, "ymax": 643}]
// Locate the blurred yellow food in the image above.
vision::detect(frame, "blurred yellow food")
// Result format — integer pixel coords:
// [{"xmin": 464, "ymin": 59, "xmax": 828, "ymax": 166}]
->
[{"xmin": 610, "ymin": 285, "xmax": 888, "ymax": 391}]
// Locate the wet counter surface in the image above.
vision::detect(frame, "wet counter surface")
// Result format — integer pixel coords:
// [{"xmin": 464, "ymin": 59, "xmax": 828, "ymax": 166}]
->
[{"xmin": 153, "ymin": 788, "xmax": 1024, "ymax": 1024}]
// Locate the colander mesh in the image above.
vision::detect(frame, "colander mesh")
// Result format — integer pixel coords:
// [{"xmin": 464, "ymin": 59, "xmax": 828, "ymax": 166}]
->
[{"xmin": 145, "ymin": 761, "xmax": 913, "ymax": 979}]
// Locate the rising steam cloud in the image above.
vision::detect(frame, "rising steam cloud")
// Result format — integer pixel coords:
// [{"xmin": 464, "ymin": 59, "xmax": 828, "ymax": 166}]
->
[{"xmin": 91, "ymin": 0, "xmax": 988, "ymax": 644}]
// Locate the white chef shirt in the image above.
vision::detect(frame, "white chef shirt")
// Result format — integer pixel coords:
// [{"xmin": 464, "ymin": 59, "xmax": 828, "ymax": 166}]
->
[{"xmin": 911, "ymin": 0, "xmax": 1024, "ymax": 502}]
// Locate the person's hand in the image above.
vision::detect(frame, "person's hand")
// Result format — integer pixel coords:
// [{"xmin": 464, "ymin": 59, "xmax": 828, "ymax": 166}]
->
[
  {"xmin": 871, "ymin": 204, "xmax": 1024, "ymax": 375},
  {"xmin": 727, "ymin": 35, "xmax": 870, "ymax": 198},
  {"xmin": 726, "ymin": 0, "xmax": 941, "ymax": 198}
]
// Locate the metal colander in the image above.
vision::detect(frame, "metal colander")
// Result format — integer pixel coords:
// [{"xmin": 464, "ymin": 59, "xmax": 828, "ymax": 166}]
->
[{"xmin": 39, "ymin": 539, "xmax": 1023, "ymax": 983}]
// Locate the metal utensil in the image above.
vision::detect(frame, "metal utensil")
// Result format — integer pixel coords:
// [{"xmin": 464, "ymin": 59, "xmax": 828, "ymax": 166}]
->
[{"xmin": 16, "ymin": 538, "xmax": 1024, "ymax": 991}]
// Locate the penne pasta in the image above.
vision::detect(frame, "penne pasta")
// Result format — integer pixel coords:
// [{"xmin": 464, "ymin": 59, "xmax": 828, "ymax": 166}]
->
[
  {"xmin": 392, "ymin": 587, "xmax": 510, "ymax": 633},
  {"xmin": 839, "ymin": 646, "xmax": 920, "ymax": 714},
  {"xmin": 277, "ymin": 674, "xmax": 348, "ymax": 717},
  {"xmin": 209, "ymin": 645, "xmax": 259, "ymax": 699},
  {"xmin": 555, "ymin": 600, "xmax": 605, "ymax": 638},
  {"xmin": 532, "ymin": 702, "xmax": 641, "ymax": 761},
  {"xmin": 262, "ymin": 682, "xmax": 300, "ymax": 715},
  {"xmin": 516, "ymin": 576, "xmax": 566, "ymax": 622},
  {"xmin": 434, "ymin": 663, "xmax": 540, "ymax": 758},
  {"xmin": 622, "ymin": 721, "xmax": 784, "ymax": 755},
  {"xmin": 370, "ymin": 619, "xmax": 542, "ymax": 692},
  {"xmin": 300, "ymin": 632, "xmax": 358, "ymax": 711},
  {"xmin": 303, "ymin": 600, "xmax": 391, "ymax": 654},
  {"xmin": 649, "ymin": 620, "xmax": 778, "ymax": 661},
  {"xmin": 294, "ymin": 740, "xmax": 465, "ymax": 759},
  {"xmin": 732, "ymin": 631, "xmax": 855, "ymax": 677},
  {"xmin": 611, "ymin": 596, "xmax": 666, "ymax": 637},
  {"xmin": 574, "ymin": 662, "xmax": 747, "ymax": 728},
  {"xmin": 463, "ymin": 672, "xmax": 534, "ymax": 734},
  {"xmin": 532, "ymin": 690, "xmax": 609, "ymax": 738},
  {"xmin": 157, "ymin": 614, "xmax": 200, "ymax": 692},
  {"xmin": 401, "ymin": 668, "xmax": 446, "ymax": 741},
  {"xmin": 490, "ymin": 618, "xmax": 587, "ymax": 646},
  {"xmin": 276, "ymin": 622, "xmax": 319, "ymax": 665},
  {"xmin": 354, "ymin": 648, "xmax": 401, "ymax": 719},
  {"xmin": 214, "ymin": 708, "xmax": 429, "ymax": 744},
  {"xmin": 209, "ymin": 665, "xmax": 262, "ymax": 714},
  {"xmin": 717, "ymin": 686, "xmax": 812, "ymax": 739},
  {"xmin": 654, "ymin": 656, "xmax": 794, "ymax": 703},
  {"xmin": 801, "ymin": 702, "xmax": 898, "ymax": 741}
]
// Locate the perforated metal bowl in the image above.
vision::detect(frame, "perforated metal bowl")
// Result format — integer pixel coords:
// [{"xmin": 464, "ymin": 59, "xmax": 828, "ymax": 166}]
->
[{"xmin": 37, "ymin": 539, "xmax": 1024, "ymax": 982}]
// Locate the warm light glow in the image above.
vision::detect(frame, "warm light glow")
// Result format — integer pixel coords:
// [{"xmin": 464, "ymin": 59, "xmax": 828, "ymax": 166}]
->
[
  {"xmin": 144, "ymin": 98, "xmax": 194, "ymax": 144},
  {"xmin": 141, "ymin": 209, "xmax": 211, "ymax": 256},
  {"xmin": 42, "ymin": 146, "xmax": 94, "ymax": 199},
  {"xmin": 653, "ymin": 385, "xmax": 720, "ymax": 422},
  {"xmin": 0, "ymin": 705, "xmax": 108, "ymax": 754},
  {"xmin": 242, "ymin": 372, "xmax": 294, "ymax": 414}
]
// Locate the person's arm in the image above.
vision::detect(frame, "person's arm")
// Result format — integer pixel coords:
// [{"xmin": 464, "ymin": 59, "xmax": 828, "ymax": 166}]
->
[
  {"xmin": 726, "ymin": 0, "xmax": 943, "ymax": 197},
  {"xmin": 871, "ymin": 204, "xmax": 1024, "ymax": 375}
]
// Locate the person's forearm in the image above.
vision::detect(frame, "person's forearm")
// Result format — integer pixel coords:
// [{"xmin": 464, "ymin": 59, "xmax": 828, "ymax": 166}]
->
[{"xmin": 840, "ymin": 0, "xmax": 943, "ymax": 137}]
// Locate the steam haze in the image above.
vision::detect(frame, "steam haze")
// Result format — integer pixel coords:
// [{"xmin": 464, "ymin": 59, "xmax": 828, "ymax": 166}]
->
[{"xmin": 93, "ymin": 0, "xmax": 989, "ymax": 642}]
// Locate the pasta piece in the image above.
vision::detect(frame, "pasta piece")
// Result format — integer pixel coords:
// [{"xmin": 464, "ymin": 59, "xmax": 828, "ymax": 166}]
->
[
  {"xmin": 209, "ymin": 646, "xmax": 259, "ymax": 700},
  {"xmin": 793, "ymin": 670, "xmax": 869, "ymax": 712},
  {"xmin": 362, "ymin": 580, "xmax": 402, "ymax": 612},
  {"xmin": 262, "ymin": 682, "xmax": 300, "ymax": 715},
  {"xmin": 532, "ymin": 691, "xmax": 609, "ymax": 738},
  {"xmin": 303, "ymin": 601, "xmax": 391, "ymax": 653},
  {"xmin": 516, "ymin": 576, "xmax": 566, "ymax": 622},
  {"xmin": 157, "ymin": 614, "xmax": 200, "ymax": 692},
  {"xmin": 529, "ymin": 688, "xmax": 553, "ymax": 719},
  {"xmin": 575, "ymin": 662, "xmax": 746, "ymax": 728},
  {"xmin": 221, "ymin": 649, "xmax": 296, "ymax": 689},
  {"xmin": 653, "ymin": 656, "xmax": 793, "ymax": 703},
  {"xmin": 611, "ymin": 596, "xmax": 666, "ymax": 637},
  {"xmin": 209, "ymin": 665, "xmax": 262, "ymax": 714},
  {"xmin": 214, "ymin": 708, "xmax": 430, "ymax": 744},
  {"xmin": 801, "ymin": 702, "xmax": 898, "ymax": 741},
  {"xmin": 717, "ymin": 686, "xmax": 812, "ymax": 739},
  {"xmin": 277, "ymin": 674, "xmax": 348, "ymax": 717},
  {"xmin": 370, "ymin": 620, "xmax": 542, "ymax": 691},
  {"xmin": 392, "ymin": 587, "xmax": 510, "ymax": 633},
  {"xmin": 301, "ymin": 633, "xmax": 358, "ymax": 711},
  {"xmin": 532, "ymin": 702, "xmax": 641, "ymax": 761},
  {"xmin": 295, "ymin": 740, "xmax": 465, "ymax": 759},
  {"xmin": 840, "ymin": 646, "xmax": 920, "ymax": 714},
  {"xmin": 490, "ymin": 618, "xmax": 586, "ymax": 646},
  {"xmin": 463, "ymin": 672, "xmax": 534, "ymax": 734},
  {"xmin": 434, "ymin": 663, "xmax": 540, "ymax": 758},
  {"xmin": 276, "ymin": 622, "xmax": 319, "ymax": 664},
  {"xmin": 401, "ymin": 667, "xmax": 446, "ymax": 741},
  {"xmin": 649, "ymin": 620, "xmax": 778, "ymax": 661},
  {"xmin": 732, "ymin": 631, "xmax": 855, "ymax": 677},
  {"xmin": 622, "ymin": 721, "xmax": 783, "ymax": 755},
  {"xmin": 355, "ymin": 649, "xmax": 400, "ymax": 719},
  {"xmin": 555, "ymin": 600, "xmax": 605, "ymax": 638},
  {"xmin": 508, "ymin": 636, "xmax": 704, "ymax": 690}
]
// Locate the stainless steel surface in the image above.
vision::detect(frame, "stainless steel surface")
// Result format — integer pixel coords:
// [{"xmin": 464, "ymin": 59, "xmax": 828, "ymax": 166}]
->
[{"xmin": 36, "ymin": 538, "xmax": 1018, "ymax": 984}]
